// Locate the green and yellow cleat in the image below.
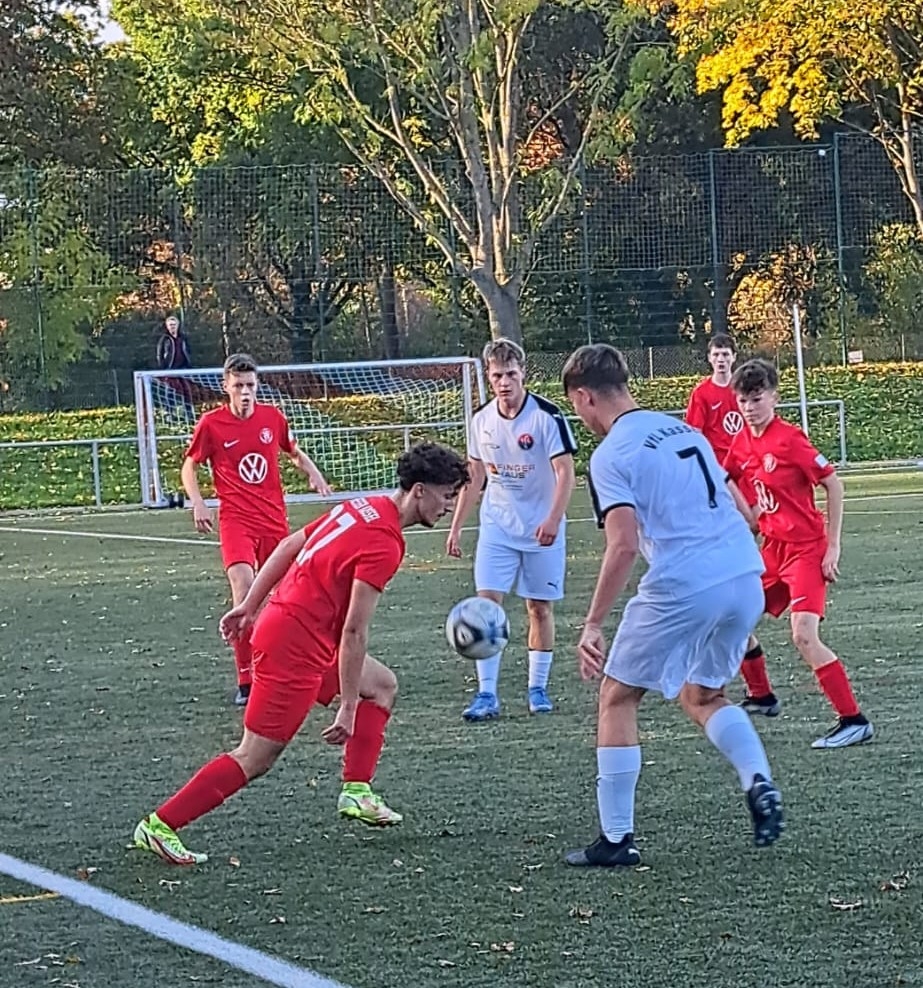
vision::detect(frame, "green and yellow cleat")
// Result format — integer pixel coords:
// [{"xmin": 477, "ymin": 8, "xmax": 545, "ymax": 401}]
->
[
  {"xmin": 337, "ymin": 783, "xmax": 403, "ymax": 827},
  {"xmin": 133, "ymin": 813, "xmax": 208, "ymax": 866}
]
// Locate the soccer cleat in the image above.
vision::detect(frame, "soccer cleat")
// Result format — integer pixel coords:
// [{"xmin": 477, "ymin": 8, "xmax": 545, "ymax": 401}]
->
[
  {"xmin": 337, "ymin": 784, "xmax": 403, "ymax": 827},
  {"xmin": 133, "ymin": 813, "xmax": 208, "ymax": 866},
  {"xmin": 528, "ymin": 686, "xmax": 554, "ymax": 714},
  {"xmin": 811, "ymin": 714, "xmax": 874, "ymax": 749},
  {"xmin": 462, "ymin": 691, "xmax": 500, "ymax": 722},
  {"xmin": 565, "ymin": 833, "xmax": 641, "ymax": 868},
  {"xmin": 233, "ymin": 684, "xmax": 251, "ymax": 707},
  {"xmin": 740, "ymin": 692, "xmax": 782, "ymax": 717},
  {"xmin": 746, "ymin": 774, "xmax": 785, "ymax": 847}
]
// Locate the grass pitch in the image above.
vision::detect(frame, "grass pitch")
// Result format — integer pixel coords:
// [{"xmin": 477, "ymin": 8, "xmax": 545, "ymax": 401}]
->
[{"xmin": 1, "ymin": 475, "xmax": 921, "ymax": 988}]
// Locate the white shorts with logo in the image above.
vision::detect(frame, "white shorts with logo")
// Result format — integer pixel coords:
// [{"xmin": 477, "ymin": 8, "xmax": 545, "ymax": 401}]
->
[
  {"xmin": 604, "ymin": 573, "xmax": 764, "ymax": 700},
  {"xmin": 474, "ymin": 534, "xmax": 566, "ymax": 601}
]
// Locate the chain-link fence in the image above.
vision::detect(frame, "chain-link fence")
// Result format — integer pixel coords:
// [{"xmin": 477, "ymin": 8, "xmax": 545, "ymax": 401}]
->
[{"xmin": 1, "ymin": 133, "xmax": 922, "ymax": 410}]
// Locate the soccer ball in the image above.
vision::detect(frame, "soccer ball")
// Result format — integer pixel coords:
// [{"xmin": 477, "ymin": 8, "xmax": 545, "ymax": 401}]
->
[{"xmin": 445, "ymin": 596, "xmax": 510, "ymax": 661}]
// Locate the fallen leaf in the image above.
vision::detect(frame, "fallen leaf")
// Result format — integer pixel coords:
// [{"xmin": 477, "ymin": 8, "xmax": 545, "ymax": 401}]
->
[
  {"xmin": 158, "ymin": 879, "xmax": 181, "ymax": 891},
  {"xmin": 523, "ymin": 863, "xmax": 543, "ymax": 872},
  {"xmin": 364, "ymin": 906, "xmax": 387, "ymax": 913},
  {"xmin": 678, "ymin": 896, "xmax": 693, "ymax": 904},
  {"xmin": 392, "ymin": 858, "xmax": 403, "ymax": 868},
  {"xmin": 879, "ymin": 872, "xmax": 910, "ymax": 892},
  {"xmin": 634, "ymin": 865, "xmax": 651, "ymax": 873},
  {"xmin": 490, "ymin": 942, "xmax": 515, "ymax": 952},
  {"xmin": 228, "ymin": 856, "xmax": 241, "ymax": 868},
  {"xmin": 829, "ymin": 897, "xmax": 863, "ymax": 911},
  {"xmin": 261, "ymin": 889, "xmax": 282, "ymax": 896},
  {"xmin": 269, "ymin": 915, "xmax": 286, "ymax": 924},
  {"xmin": 75, "ymin": 866, "xmax": 99, "ymax": 881},
  {"xmin": 437, "ymin": 960, "xmax": 455, "ymax": 968},
  {"xmin": 569, "ymin": 906, "xmax": 594, "ymax": 924},
  {"xmin": 508, "ymin": 885, "xmax": 523, "ymax": 893}
]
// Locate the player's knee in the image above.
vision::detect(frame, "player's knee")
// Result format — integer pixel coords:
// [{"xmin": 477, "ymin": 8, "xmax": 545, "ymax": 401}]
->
[
  {"xmin": 790, "ymin": 620, "xmax": 818, "ymax": 652},
  {"xmin": 230, "ymin": 743, "xmax": 283, "ymax": 780},
  {"xmin": 526, "ymin": 598, "xmax": 553, "ymax": 623},
  {"xmin": 360, "ymin": 661, "xmax": 398, "ymax": 708}
]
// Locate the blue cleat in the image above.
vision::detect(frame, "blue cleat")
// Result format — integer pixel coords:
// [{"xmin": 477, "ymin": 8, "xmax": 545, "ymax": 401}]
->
[
  {"xmin": 462, "ymin": 691, "xmax": 500, "ymax": 722},
  {"xmin": 528, "ymin": 686, "xmax": 554, "ymax": 714}
]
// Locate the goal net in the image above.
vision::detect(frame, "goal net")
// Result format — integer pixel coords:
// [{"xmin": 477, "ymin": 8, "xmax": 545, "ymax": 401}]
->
[{"xmin": 133, "ymin": 357, "xmax": 485, "ymax": 508}]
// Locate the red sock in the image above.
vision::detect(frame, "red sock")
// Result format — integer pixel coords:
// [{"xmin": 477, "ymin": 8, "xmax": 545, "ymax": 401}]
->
[
  {"xmin": 342, "ymin": 701, "xmax": 391, "ymax": 784},
  {"xmin": 740, "ymin": 644, "xmax": 773, "ymax": 698},
  {"xmin": 157, "ymin": 753, "xmax": 248, "ymax": 831},
  {"xmin": 233, "ymin": 637, "xmax": 252, "ymax": 687},
  {"xmin": 814, "ymin": 660, "xmax": 861, "ymax": 718}
]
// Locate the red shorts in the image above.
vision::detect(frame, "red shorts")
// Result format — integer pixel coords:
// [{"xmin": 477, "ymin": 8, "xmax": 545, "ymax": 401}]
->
[
  {"xmin": 220, "ymin": 526, "xmax": 285, "ymax": 571},
  {"xmin": 761, "ymin": 537, "xmax": 828, "ymax": 618},
  {"xmin": 242, "ymin": 654, "xmax": 341, "ymax": 744}
]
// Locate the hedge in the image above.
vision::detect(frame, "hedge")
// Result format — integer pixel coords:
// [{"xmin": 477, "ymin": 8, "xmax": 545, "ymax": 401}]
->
[{"xmin": 0, "ymin": 364, "xmax": 921, "ymax": 509}]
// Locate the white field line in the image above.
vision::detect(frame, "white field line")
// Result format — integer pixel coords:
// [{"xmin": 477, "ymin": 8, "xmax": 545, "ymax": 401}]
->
[
  {"xmin": 0, "ymin": 852, "xmax": 348, "ymax": 988},
  {"xmin": 0, "ymin": 488, "xmax": 920, "ymax": 547}
]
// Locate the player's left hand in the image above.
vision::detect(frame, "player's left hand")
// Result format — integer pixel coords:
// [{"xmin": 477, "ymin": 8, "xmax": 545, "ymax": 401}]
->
[
  {"xmin": 309, "ymin": 469, "xmax": 334, "ymax": 497},
  {"xmin": 577, "ymin": 622, "xmax": 606, "ymax": 681},
  {"xmin": 220, "ymin": 604, "xmax": 256, "ymax": 643},
  {"xmin": 821, "ymin": 542, "xmax": 841, "ymax": 582},
  {"xmin": 322, "ymin": 705, "xmax": 356, "ymax": 745},
  {"xmin": 535, "ymin": 517, "xmax": 560, "ymax": 547}
]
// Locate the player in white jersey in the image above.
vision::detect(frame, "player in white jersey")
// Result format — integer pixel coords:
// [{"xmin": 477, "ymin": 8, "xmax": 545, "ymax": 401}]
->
[
  {"xmin": 559, "ymin": 343, "xmax": 783, "ymax": 867},
  {"xmin": 446, "ymin": 338, "xmax": 577, "ymax": 721}
]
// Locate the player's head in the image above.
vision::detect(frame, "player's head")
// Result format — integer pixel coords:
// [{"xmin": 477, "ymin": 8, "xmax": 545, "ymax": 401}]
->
[
  {"xmin": 707, "ymin": 333, "xmax": 737, "ymax": 378},
  {"xmin": 561, "ymin": 344, "xmax": 632, "ymax": 436},
  {"xmin": 222, "ymin": 353, "xmax": 259, "ymax": 418},
  {"xmin": 395, "ymin": 442, "xmax": 470, "ymax": 529},
  {"xmin": 165, "ymin": 315, "xmax": 180, "ymax": 335},
  {"xmin": 731, "ymin": 358, "xmax": 778, "ymax": 429},
  {"xmin": 483, "ymin": 338, "xmax": 526, "ymax": 406}
]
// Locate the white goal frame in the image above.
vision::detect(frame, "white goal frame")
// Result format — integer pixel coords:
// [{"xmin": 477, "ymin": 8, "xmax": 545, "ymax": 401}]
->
[{"xmin": 133, "ymin": 356, "xmax": 486, "ymax": 508}]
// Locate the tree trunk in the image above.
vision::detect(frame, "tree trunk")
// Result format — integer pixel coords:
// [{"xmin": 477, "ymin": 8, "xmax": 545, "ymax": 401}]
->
[
  {"xmin": 473, "ymin": 277, "xmax": 523, "ymax": 343},
  {"xmin": 378, "ymin": 263, "xmax": 400, "ymax": 360}
]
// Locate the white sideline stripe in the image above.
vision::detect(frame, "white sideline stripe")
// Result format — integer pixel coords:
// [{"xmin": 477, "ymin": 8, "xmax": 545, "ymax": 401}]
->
[
  {"xmin": 0, "ymin": 489, "xmax": 921, "ymax": 548},
  {"xmin": 0, "ymin": 852, "xmax": 348, "ymax": 988}
]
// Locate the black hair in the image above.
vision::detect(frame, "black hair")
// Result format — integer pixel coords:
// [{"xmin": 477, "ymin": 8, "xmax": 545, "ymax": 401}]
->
[
  {"xmin": 731, "ymin": 358, "xmax": 778, "ymax": 394},
  {"xmin": 396, "ymin": 442, "xmax": 470, "ymax": 492}
]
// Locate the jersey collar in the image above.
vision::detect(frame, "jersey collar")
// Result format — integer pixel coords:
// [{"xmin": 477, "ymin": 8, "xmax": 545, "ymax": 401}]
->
[{"xmin": 496, "ymin": 391, "xmax": 531, "ymax": 420}]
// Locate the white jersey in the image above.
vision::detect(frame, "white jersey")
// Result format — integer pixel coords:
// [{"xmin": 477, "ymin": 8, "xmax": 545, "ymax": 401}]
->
[
  {"xmin": 589, "ymin": 408, "xmax": 763, "ymax": 598},
  {"xmin": 468, "ymin": 392, "xmax": 578, "ymax": 550}
]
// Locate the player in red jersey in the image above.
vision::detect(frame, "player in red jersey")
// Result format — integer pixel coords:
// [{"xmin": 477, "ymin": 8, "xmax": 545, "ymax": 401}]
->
[
  {"xmin": 685, "ymin": 334, "xmax": 744, "ymax": 464},
  {"xmin": 724, "ymin": 359, "xmax": 873, "ymax": 749},
  {"xmin": 181, "ymin": 353, "xmax": 332, "ymax": 706},
  {"xmin": 134, "ymin": 442, "xmax": 470, "ymax": 864}
]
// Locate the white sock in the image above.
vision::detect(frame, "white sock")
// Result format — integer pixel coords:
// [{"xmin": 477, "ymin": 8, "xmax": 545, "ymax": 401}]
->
[
  {"xmin": 475, "ymin": 652, "xmax": 502, "ymax": 696},
  {"xmin": 704, "ymin": 704, "xmax": 772, "ymax": 791},
  {"xmin": 528, "ymin": 649, "xmax": 553, "ymax": 689},
  {"xmin": 596, "ymin": 746, "xmax": 642, "ymax": 843}
]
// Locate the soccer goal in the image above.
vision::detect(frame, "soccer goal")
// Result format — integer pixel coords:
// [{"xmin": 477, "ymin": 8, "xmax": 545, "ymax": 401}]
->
[{"xmin": 133, "ymin": 357, "xmax": 486, "ymax": 508}]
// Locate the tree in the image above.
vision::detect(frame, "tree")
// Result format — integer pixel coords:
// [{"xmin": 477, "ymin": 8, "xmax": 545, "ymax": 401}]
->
[
  {"xmin": 193, "ymin": 0, "xmax": 651, "ymax": 342},
  {"xmin": 667, "ymin": 0, "xmax": 923, "ymax": 235}
]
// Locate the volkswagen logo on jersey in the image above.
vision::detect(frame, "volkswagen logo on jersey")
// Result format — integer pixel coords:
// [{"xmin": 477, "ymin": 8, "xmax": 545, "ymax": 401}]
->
[
  {"xmin": 239, "ymin": 452, "xmax": 269, "ymax": 484},
  {"xmin": 259, "ymin": 428, "xmax": 273, "ymax": 444},
  {"xmin": 762, "ymin": 453, "xmax": 777, "ymax": 473},
  {"xmin": 723, "ymin": 410, "xmax": 743, "ymax": 435},
  {"xmin": 517, "ymin": 433, "xmax": 534, "ymax": 450},
  {"xmin": 754, "ymin": 479, "xmax": 779, "ymax": 514}
]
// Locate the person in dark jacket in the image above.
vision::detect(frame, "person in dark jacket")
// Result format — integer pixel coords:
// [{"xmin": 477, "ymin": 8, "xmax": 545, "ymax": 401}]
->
[{"xmin": 156, "ymin": 315, "xmax": 192, "ymax": 371}]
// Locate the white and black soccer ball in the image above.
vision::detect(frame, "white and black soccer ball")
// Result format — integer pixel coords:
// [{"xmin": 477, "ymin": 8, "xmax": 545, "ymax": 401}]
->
[{"xmin": 445, "ymin": 596, "xmax": 510, "ymax": 661}]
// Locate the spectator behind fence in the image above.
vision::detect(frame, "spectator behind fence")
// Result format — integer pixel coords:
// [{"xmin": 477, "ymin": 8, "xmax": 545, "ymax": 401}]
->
[{"xmin": 156, "ymin": 314, "xmax": 192, "ymax": 371}]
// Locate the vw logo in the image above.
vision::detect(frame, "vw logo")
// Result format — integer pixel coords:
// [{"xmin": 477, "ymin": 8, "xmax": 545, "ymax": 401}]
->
[
  {"xmin": 723, "ymin": 410, "xmax": 743, "ymax": 435},
  {"xmin": 239, "ymin": 453, "xmax": 268, "ymax": 484}
]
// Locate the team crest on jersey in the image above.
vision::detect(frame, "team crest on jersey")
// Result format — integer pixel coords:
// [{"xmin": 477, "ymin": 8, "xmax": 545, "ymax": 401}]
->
[
  {"xmin": 517, "ymin": 433, "xmax": 534, "ymax": 450},
  {"xmin": 239, "ymin": 453, "xmax": 268, "ymax": 484},
  {"xmin": 762, "ymin": 453, "xmax": 777, "ymax": 473},
  {"xmin": 259, "ymin": 428, "xmax": 273, "ymax": 444},
  {"xmin": 723, "ymin": 410, "xmax": 743, "ymax": 435}
]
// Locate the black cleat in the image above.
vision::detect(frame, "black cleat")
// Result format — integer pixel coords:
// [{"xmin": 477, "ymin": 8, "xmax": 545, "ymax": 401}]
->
[
  {"xmin": 565, "ymin": 833, "xmax": 641, "ymax": 868},
  {"xmin": 233, "ymin": 684, "xmax": 251, "ymax": 707},
  {"xmin": 741, "ymin": 693, "xmax": 782, "ymax": 717},
  {"xmin": 747, "ymin": 774, "xmax": 784, "ymax": 847}
]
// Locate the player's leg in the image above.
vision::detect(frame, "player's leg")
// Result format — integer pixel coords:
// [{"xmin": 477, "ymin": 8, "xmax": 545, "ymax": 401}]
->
[
  {"xmin": 134, "ymin": 660, "xmax": 322, "ymax": 864},
  {"xmin": 519, "ymin": 540, "xmax": 566, "ymax": 714},
  {"xmin": 221, "ymin": 527, "xmax": 260, "ymax": 704},
  {"xmin": 740, "ymin": 540, "xmax": 783, "ymax": 716},
  {"xmin": 330, "ymin": 657, "xmax": 403, "ymax": 826},
  {"xmin": 681, "ymin": 573, "xmax": 783, "ymax": 846},
  {"xmin": 565, "ymin": 676, "xmax": 645, "ymax": 867},
  {"xmin": 464, "ymin": 537, "xmax": 519, "ymax": 721}
]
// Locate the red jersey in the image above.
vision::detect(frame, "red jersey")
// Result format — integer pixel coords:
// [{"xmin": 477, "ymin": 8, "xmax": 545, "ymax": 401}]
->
[
  {"xmin": 685, "ymin": 378, "xmax": 744, "ymax": 463},
  {"xmin": 185, "ymin": 404, "xmax": 295, "ymax": 536},
  {"xmin": 724, "ymin": 417, "xmax": 835, "ymax": 544},
  {"xmin": 250, "ymin": 496, "xmax": 405, "ymax": 671}
]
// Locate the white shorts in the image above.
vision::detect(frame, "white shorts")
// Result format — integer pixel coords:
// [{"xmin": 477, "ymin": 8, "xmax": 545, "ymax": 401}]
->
[
  {"xmin": 474, "ymin": 536, "xmax": 566, "ymax": 601},
  {"xmin": 603, "ymin": 573, "xmax": 764, "ymax": 700}
]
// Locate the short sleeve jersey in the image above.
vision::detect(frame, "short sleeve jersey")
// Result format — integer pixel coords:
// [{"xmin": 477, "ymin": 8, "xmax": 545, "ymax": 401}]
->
[
  {"xmin": 588, "ymin": 409, "xmax": 763, "ymax": 599},
  {"xmin": 250, "ymin": 496, "xmax": 406, "ymax": 671},
  {"xmin": 468, "ymin": 392, "xmax": 578, "ymax": 549},
  {"xmin": 685, "ymin": 378, "xmax": 745, "ymax": 463},
  {"xmin": 724, "ymin": 417, "xmax": 834, "ymax": 544},
  {"xmin": 185, "ymin": 404, "xmax": 295, "ymax": 537}
]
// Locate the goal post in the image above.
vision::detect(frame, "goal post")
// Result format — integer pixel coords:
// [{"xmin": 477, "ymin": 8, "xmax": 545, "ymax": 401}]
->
[{"xmin": 133, "ymin": 357, "xmax": 486, "ymax": 508}]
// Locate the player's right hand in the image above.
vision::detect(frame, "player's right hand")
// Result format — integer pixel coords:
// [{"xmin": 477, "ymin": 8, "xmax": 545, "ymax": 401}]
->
[
  {"xmin": 445, "ymin": 530, "xmax": 462, "ymax": 558},
  {"xmin": 322, "ymin": 705, "xmax": 356, "ymax": 745},
  {"xmin": 577, "ymin": 622, "xmax": 606, "ymax": 681},
  {"xmin": 192, "ymin": 501, "xmax": 214, "ymax": 534},
  {"xmin": 220, "ymin": 605, "xmax": 255, "ymax": 643}
]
